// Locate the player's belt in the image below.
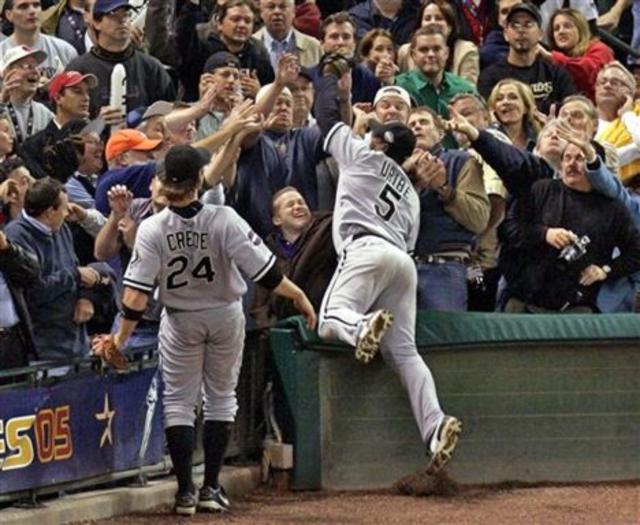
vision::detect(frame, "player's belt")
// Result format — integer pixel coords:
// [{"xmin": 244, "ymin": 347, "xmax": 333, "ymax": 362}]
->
[
  {"xmin": 351, "ymin": 232, "xmax": 387, "ymax": 242},
  {"xmin": 414, "ymin": 254, "xmax": 468, "ymax": 265}
]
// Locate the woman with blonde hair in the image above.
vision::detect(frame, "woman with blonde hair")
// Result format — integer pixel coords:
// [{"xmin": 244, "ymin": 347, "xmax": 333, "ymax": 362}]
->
[
  {"xmin": 488, "ymin": 79, "xmax": 541, "ymax": 150},
  {"xmin": 397, "ymin": 0, "xmax": 479, "ymax": 84},
  {"xmin": 538, "ymin": 8, "xmax": 613, "ymax": 101},
  {"xmin": 357, "ymin": 29, "xmax": 398, "ymax": 86}
]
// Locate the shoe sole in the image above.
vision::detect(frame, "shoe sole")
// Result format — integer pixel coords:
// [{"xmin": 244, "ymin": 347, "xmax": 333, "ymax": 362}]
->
[
  {"xmin": 175, "ymin": 505, "xmax": 196, "ymax": 516},
  {"xmin": 198, "ymin": 500, "xmax": 229, "ymax": 512},
  {"xmin": 426, "ymin": 417, "xmax": 462, "ymax": 475},
  {"xmin": 355, "ymin": 310, "xmax": 394, "ymax": 364}
]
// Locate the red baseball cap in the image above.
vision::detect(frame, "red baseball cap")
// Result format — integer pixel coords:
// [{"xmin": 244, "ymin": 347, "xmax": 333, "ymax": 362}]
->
[
  {"xmin": 48, "ymin": 71, "xmax": 98, "ymax": 100},
  {"xmin": 105, "ymin": 129, "xmax": 162, "ymax": 161}
]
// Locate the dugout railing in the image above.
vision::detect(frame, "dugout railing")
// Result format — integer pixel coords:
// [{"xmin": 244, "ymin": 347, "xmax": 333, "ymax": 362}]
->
[{"xmin": 0, "ymin": 329, "xmax": 268, "ymax": 507}]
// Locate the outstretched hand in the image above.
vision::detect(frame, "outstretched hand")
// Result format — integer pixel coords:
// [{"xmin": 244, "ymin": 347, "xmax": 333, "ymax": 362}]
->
[
  {"xmin": 445, "ymin": 106, "xmax": 479, "ymax": 142},
  {"xmin": 92, "ymin": 333, "xmax": 130, "ymax": 371},
  {"xmin": 554, "ymin": 120, "xmax": 596, "ymax": 163}
]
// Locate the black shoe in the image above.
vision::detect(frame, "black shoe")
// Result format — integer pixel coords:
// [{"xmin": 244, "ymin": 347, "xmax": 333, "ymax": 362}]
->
[
  {"xmin": 174, "ymin": 491, "xmax": 197, "ymax": 516},
  {"xmin": 198, "ymin": 485, "xmax": 230, "ymax": 512}
]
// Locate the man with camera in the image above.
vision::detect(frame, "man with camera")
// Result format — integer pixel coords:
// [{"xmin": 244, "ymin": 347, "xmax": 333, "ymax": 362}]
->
[{"xmin": 498, "ymin": 123, "xmax": 640, "ymax": 313}]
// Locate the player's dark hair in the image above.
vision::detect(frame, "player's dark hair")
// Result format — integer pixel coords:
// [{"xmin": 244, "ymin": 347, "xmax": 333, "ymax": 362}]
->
[
  {"xmin": 320, "ymin": 12, "xmax": 356, "ymax": 41},
  {"xmin": 24, "ymin": 177, "xmax": 65, "ymax": 217},
  {"xmin": 158, "ymin": 173, "xmax": 204, "ymax": 202}
]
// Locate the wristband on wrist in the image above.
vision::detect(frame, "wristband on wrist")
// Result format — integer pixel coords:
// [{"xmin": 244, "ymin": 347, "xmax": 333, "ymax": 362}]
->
[{"xmin": 121, "ymin": 304, "xmax": 145, "ymax": 321}]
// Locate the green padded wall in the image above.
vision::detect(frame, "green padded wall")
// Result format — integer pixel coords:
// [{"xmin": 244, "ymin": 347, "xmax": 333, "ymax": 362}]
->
[{"xmin": 271, "ymin": 313, "xmax": 640, "ymax": 489}]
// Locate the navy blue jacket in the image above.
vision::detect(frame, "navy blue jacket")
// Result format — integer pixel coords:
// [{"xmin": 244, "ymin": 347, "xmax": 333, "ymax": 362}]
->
[{"xmin": 5, "ymin": 217, "xmax": 88, "ymax": 361}]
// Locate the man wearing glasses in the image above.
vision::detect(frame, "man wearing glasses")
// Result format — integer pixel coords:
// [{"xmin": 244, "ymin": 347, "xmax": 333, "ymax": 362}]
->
[
  {"xmin": 0, "ymin": 46, "xmax": 54, "ymax": 143},
  {"xmin": 0, "ymin": 0, "xmax": 78, "ymax": 79},
  {"xmin": 66, "ymin": 0, "xmax": 175, "ymax": 119},
  {"xmin": 478, "ymin": 2, "xmax": 576, "ymax": 114}
]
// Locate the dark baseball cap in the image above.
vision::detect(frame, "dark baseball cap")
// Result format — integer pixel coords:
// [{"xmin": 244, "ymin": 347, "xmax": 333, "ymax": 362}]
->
[
  {"xmin": 370, "ymin": 121, "xmax": 416, "ymax": 165},
  {"xmin": 204, "ymin": 52, "xmax": 241, "ymax": 73},
  {"xmin": 93, "ymin": 0, "xmax": 137, "ymax": 16},
  {"xmin": 160, "ymin": 145, "xmax": 210, "ymax": 186},
  {"xmin": 506, "ymin": 3, "xmax": 542, "ymax": 26},
  {"xmin": 298, "ymin": 66, "xmax": 314, "ymax": 82}
]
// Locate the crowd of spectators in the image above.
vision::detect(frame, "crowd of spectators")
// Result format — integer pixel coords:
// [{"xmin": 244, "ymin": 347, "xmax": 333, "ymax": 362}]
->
[{"xmin": 0, "ymin": 0, "xmax": 639, "ymax": 374}]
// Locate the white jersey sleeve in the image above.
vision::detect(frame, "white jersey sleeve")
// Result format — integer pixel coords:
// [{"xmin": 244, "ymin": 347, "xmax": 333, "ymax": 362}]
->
[
  {"xmin": 323, "ymin": 122, "xmax": 369, "ymax": 167},
  {"xmin": 223, "ymin": 208, "xmax": 276, "ymax": 282},
  {"xmin": 123, "ymin": 219, "xmax": 162, "ymax": 293}
]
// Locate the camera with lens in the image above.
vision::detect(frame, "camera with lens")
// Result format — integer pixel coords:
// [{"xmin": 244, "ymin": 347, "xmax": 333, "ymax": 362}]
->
[{"xmin": 558, "ymin": 235, "xmax": 590, "ymax": 263}]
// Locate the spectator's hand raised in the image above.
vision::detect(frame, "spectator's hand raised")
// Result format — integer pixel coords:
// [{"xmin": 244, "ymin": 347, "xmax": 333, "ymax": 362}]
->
[
  {"xmin": 78, "ymin": 266, "xmax": 100, "ymax": 288},
  {"xmin": 275, "ymin": 54, "xmax": 300, "ymax": 87},
  {"xmin": 107, "ymin": 184, "xmax": 133, "ymax": 219},
  {"xmin": 99, "ymin": 106, "xmax": 126, "ymax": 127},
  {"xmin": 579, "ymin": 264, "xmax": 608, "ymax": 286},
  {"xmin": 533, "ymin": 103, "xmax": 556, "ymax": 128},
  {"xmin": 0, "ymin": 178, "xmax": 20, "ymax": 205},
  {"xmin": 74, "ymin": 298, "xmax": 95, "ymax": 324},
  {"xmin": 66, "ymin": 202, "xmax": 88, "ymax": 223},
  {"xmin": 545, "ymin": 227, "xmax": 577, "ymax": 250},
  {"xmin": 117, "ymin": 216, "xmax": 137, "ymax": 249},
  {"xmin": 554, "ymin": 120, "xmax": 597, "ymax": 163},
  {"xmin": 445, "ymin": 107, "xmax": 479, "ymax": 141},
  {"xmin": 131, "ymin": 26, "xmax": 145, "ymax": 49},
  {"xmin": 617, "ymin": 94, "xmax": 634, "ymax": 118},
  {"xmin": 374, "ymin": 58, "xmax": 397, "ymax": 85},
  {"xmin": 240, "ymin": 70, "xmax": 260, "ymax": 99},
  {"xmin": 223, "ymin": 99, "xmax": 260, "ymax": 135},
  {"xmin": 535, "ymin": 43, "xmax": 552, "ymax": 62},
  {"xmin": 1, "ymin": 69, "xmax": 22, "ymax": 102},
  {"xmin": 197, "ymin": 83, "xmax": 221, "ymax": 114}
]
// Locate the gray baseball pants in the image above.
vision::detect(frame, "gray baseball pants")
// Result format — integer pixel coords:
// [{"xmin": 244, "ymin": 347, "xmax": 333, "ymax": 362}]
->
[
  {"xmin": 158, "ymin": 302, "xmax": 245, "ymax": 428},
  {"xmin": 318, "ymin": 236, "xmax": 444, "ymax": 444}
]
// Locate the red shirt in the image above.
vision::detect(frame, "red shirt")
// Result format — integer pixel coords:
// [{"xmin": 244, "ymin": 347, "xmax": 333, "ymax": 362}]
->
[{"xmin": 551, "ymin": 40, "xmax": 614, "ymax": 101}]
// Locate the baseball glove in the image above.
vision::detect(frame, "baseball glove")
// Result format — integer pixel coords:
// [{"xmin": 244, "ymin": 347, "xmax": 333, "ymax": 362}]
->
[
  {"xmin": 319, "ymin": 52, "xmax": 354, "ymax": 78},
  {"xmin": 92, "ymin": 334, "xmax": 129, "ymax": 371}
]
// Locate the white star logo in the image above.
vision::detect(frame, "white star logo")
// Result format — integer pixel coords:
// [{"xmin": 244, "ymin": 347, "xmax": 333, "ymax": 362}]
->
[{"xmin": 94, "ymin": 392, "xmax": 116, "ymax": 448}]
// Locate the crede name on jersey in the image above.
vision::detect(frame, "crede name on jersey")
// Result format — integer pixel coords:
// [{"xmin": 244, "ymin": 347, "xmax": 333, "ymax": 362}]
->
[{"xmin": 166, "ymin": 231, "xmax": 209, "ymax": 251}]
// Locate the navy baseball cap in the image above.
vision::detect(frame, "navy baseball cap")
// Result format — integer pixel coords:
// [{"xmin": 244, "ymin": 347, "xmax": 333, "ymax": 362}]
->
[
  {"xmin": 204, "ymin": 52, "xmax": 241, "ymax": 73},
  {"xmin": 161, "ymin": 145, "xmax": 210, "ymax": 186},
  {"xmin": 93, "ymin": 0, "xmax": 136, "ymax": 16},
  {"xmin": 370, "ymin": 121, "xmax": 416, "ymax": 165},
  {"xmin": 126, "ymin": 101, "xmax": 173, "ymax": 129},
  {"xmin": 506, "ymin": 3, "xmax": 542, "ymax": 26}
]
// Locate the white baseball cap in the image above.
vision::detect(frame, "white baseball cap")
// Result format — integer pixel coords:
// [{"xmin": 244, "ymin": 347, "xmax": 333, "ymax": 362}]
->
[
  {"xmin": 373, "ymin": 86, "xmax": 412, "ymax": 108},
  {"xmin": 1, "ymin": 46, "xmax": 47, "ymax": 76}
]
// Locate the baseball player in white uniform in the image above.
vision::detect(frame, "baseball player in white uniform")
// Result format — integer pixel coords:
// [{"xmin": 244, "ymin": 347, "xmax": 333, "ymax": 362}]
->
[
  {"xmin": 313, "ymin": 56, "xmax": 461, "ymax": 475},
  {"xmin": 93, "ymin": 145, "xmax": 316, "ymax": 516}
]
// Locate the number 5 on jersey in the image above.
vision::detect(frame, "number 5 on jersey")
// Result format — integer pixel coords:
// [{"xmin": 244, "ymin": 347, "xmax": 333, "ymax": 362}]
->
[
  {"xmin": 167, "ymin": 255, "xmax": 216, "ymax": 290},
  {"xmin": 375, "ymin": 184, "xmax": 401, "ymax": 221}
]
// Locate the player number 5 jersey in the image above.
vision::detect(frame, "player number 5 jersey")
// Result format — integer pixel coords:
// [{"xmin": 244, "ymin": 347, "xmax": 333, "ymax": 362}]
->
[
  {"xmin": 324, "ymin": 122, "xmax": 420, "ymax": 253},
  {"xmin": 123, "ymin": 205, "xmax": 275, "ymax": 311}
]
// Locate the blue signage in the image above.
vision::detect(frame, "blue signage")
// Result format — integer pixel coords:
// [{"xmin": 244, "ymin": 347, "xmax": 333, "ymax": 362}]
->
[{"xmin": 0, "ymin": 367, "xmax": 164, "ymax": 494}]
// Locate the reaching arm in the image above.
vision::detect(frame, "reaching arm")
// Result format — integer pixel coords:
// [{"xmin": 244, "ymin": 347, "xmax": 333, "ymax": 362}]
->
[{"xmin": 272, "ymin": 276, "xmax": 316, "ymax": 330}]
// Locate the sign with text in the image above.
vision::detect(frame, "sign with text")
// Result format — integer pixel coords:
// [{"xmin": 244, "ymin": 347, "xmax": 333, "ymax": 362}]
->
[{"xmin": 0, "ymin": 367, "xmax": 163, "ymax": 494}]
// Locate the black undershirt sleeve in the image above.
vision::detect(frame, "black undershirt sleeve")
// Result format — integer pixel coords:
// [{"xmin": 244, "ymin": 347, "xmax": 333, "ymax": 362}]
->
[{"xmin": 257, "ymin": 264, "xmax": 284, "ymax": 291}]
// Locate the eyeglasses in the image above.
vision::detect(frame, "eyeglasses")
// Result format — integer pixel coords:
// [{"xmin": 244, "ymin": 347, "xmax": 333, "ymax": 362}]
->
[
  {"xmin": 507, "ymin": 20, "xmax": 537, "ymax": 31},
  {"xmin": 11, "ymin": 62, "xmax": 40, "ymax": 71},
  {"xmin": 596, "ymin": 76, "xmax": 632, "ymax": 90}
]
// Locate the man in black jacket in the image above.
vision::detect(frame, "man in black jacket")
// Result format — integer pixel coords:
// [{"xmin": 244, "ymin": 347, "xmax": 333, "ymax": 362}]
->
[
  {"xmin": 502, "ymin": 138, "xmax": 640, "ymax": 312},
  {"xmin": 0, "ymin": 228, "xmax": 40, "ymax": 378},
  {"xmin": 66, "ymin": 0, "xmax": 176, "ymax": 118},
  {"xmin": 176, "ymin": 0, "xmax": 274, "ymax": 101}
]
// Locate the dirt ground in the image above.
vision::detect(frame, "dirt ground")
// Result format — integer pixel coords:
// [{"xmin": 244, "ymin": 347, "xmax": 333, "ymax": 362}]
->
[{"xmin": 75, "ymin": 476, "xmax": 640, "ymax": 525}]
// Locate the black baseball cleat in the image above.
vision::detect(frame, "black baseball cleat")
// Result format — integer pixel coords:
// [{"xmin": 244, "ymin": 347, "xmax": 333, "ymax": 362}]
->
[
  {"xmin": 426, "ymin": 415, "xmax": 462, "ymax": 475},
  {"xmin": 174, "ymin": 491, "xmax": 197, "ymax": 516},
  {"xmin": 355, "ymin": 309, "xmax": 394, "ymax": 364},
  {"xmin": 198, "ymin": 485, "xmax": 231, "ymax": 512}
]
